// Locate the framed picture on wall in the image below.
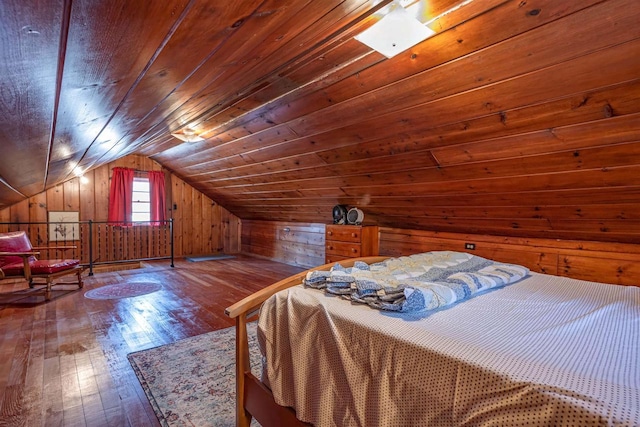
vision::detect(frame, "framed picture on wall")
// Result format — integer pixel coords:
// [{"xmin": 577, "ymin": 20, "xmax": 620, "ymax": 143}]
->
[{"xmin": 48, "ymin": 211, "xmax": 80, "ymax": 241}]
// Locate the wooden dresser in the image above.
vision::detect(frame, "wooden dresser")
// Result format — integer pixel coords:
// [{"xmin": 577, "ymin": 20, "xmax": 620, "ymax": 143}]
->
[{"xmin": 325, "ymin": 224, "xmax": 379, "ymax": 264}]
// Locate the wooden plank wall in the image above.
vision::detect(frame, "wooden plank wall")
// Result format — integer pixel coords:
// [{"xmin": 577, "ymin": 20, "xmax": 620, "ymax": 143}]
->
[
  {"xmin": 241, "ymin": 220, "xmax": 325, "ymax": 268},
  {"xmin": 380, "ymin": 227, "xmax": 640, "ymax": 286},
  {"xmin": 171, "ymin": 174, "xmax": 241, "ymax": 256},
  {"xmin": 240, "ymin": 220, "xmax": 640, "ymax": 285},
  {"xmin": 0, "ymin": 154, "xmax": 240, "ymax": 262}
]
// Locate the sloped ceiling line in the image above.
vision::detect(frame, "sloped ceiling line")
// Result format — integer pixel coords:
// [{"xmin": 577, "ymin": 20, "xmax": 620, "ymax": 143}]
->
[
  {"xmin": 43, "ymin": 0, "xmax": 73, "ymax": 192},
  {"xmin": 152, "ymin": 0, "xmax": 549, "ymax": 169},
  {"xmin": 61, "ymin": 0, "xmax": 198, "ymax": 185},
  {"xmin": 158, "ymin": 0, "xmax": 384, "ymax": 139},
  {"xmin": 93, "ymin": 0, "xmax": 281, "ymax": 166},
  {"xmin": 188, "ymin": 0, "xmax": 395, "ymax": 136},
  {"xmin": 171, "ymin": 3, "xmax": 640, "ymax": 181},
  {"xmin": 129, "ymin": 0, "xmax": 394, "ymax": 160},
  {"xmin": 0, "ymin": 175, "xmax": 27, "ymax": 199},
  {"xmin": 70, "ymin": 0, "xmax": 293, "ymax": 176}
]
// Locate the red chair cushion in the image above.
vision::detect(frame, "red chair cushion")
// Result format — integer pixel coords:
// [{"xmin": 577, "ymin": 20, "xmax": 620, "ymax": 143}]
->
[
  {"xmin": 0, "ymin": 231, "xmax": 36, "ymax": 268},
  {"xmin": 2, "ymin": 259, "xmax": 80, "ymax": 276}
]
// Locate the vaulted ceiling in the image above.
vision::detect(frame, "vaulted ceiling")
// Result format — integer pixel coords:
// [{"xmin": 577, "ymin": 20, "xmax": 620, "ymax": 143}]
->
[{"xmin": 1, "ymin": 0, "xmax": 639, "ymax": 243}]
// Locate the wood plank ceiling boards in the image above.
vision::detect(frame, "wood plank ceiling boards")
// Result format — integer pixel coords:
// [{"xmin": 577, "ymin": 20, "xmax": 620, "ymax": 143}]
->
[{"xmin": 0, "ymin": 0, "xmax": 638, "ymax": 243}]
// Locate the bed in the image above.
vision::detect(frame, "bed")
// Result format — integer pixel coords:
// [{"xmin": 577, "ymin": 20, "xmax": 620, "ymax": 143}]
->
[{"xmin": 225, "ymin": 252, "xmax": 640, "ymax": 427}]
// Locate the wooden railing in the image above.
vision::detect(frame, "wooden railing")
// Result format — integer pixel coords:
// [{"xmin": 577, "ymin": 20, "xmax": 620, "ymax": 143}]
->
[{"xmin": 0, "ymin": 220, "xmax": 174, "ymax": 276}]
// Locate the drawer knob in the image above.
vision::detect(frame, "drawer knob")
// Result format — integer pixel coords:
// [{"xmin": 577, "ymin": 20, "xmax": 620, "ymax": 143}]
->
[
  {"xmin": 351, "ymin": 233, "xmax": 357, "ymax": 238},
  {"xmin": 351, "ymin": 248, "xmax": 357, "ymax": 253},
  {"xmin": 328, "ymin": 231, "xmax": 333, "ymax": 236},
  {"xmin": 328, "ymin": 246, "xmax": 333, "ymax": 250}
]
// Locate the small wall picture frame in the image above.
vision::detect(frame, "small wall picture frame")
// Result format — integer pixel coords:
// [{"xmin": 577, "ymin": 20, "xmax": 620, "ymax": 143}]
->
[{"xmin": 48, "ymin": 211, "xmax": 80, "ymax": 241}]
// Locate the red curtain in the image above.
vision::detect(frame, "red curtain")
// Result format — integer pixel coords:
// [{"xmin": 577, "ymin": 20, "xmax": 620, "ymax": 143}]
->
[
  {"xmin": 108, "ymin": 167, "xmax": 134, "ymax": 225},
  {"xmin": 148, "ymin": 170, "xmax": 166, "ymax": 225}
]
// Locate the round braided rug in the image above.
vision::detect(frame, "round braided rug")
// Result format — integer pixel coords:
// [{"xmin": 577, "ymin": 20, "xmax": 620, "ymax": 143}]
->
[{"xmin": 84, "ymin": 282, "xmax": 162, "ymax": 300}]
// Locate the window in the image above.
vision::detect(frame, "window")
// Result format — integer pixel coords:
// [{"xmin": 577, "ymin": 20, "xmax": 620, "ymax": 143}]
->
[
  {"xmin": 108, "ymin": 167, "xmax": 165, "ymax": 225},
  {"xmin": 132, "ymin": 177, "xmax": 150, "ymax": 222}
]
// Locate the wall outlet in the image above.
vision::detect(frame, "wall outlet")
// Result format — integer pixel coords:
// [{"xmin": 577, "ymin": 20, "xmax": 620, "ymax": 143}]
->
[{"xmin": 465, "ymin": 243, "xmax": 476, "ymax": 250}]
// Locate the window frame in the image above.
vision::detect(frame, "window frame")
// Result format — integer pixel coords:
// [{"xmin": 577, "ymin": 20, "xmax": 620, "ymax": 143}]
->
[{"xmin": 131, "ymin": 176, "xmax": 151, "ymax": 224}]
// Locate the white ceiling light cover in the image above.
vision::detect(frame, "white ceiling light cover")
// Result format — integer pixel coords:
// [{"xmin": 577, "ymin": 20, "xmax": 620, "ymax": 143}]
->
[
  {"xmin": 171, "ymin": 127, "xmax": 204, "ymax": 143},
  {"xmin": 355, "ymin": 1, "xmax": 435, "ymax": 58}
]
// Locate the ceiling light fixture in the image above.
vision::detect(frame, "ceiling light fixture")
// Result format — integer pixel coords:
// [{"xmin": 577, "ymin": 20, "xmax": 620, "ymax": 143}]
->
[
  {"xmin": 355, "ymin": 1, "xmax": 436, "ymax": 58},
  {"xmin": 171, "ymin": 127, "xmax": 204, "ymax": 143},
  {"xmin": 73, "ymin": 167, "xmax": 89, "ymax": 184}
]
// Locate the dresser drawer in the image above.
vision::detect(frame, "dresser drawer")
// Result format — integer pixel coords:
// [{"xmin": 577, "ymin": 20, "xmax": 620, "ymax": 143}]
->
[
  {"xmin": 326, "ymin": 240, "xmax": 361, "ymax": 257},
  {"xmin": 326, "ymin": 225, "xmax": 362, "ymax": 243},
  {"xmin": 325, "ymin": 224, "xmax": 379, "ymax": 264}
]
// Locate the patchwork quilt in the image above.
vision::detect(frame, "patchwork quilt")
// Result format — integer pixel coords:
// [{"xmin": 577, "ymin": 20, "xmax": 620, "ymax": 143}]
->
[{"xmin": 304, "ymin": 251, "xmax": 529, "ymax": 312}]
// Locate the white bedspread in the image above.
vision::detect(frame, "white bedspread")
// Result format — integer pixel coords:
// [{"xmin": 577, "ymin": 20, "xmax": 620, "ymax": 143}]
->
[{"xmin": 257, "ymin": 272, "xmax": 640, "ymax": 426}]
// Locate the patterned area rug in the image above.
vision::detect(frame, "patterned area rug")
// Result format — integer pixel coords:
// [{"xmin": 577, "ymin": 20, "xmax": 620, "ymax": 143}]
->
[
  {"xmin": 84, "ymin": 282, "xmax": 162, "ymax": 300},
  {"xmin": 128, "ymin": 323, "xmax": 261, "ymax": 427}
]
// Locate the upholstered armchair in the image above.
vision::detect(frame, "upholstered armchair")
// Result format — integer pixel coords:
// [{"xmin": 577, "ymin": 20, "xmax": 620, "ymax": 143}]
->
[{"xmin": 0, "ymin": 231, "xmax": 84, "ymax": 300}]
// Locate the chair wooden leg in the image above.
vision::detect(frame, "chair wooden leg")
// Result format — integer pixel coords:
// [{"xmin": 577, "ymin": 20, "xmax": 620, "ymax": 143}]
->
[
  {"xmin": 28, "ymin": 267, "xmax": 84, "ymax": 301},
  {"xmin": 45, "ymin": 279, "xmax": 52, "ymax": 301}
]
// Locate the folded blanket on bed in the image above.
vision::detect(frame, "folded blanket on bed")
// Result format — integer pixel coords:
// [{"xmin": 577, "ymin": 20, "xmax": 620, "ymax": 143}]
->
[{"xmin": 304, "ymin": 251, "xmax": 529, "ymax": 312}]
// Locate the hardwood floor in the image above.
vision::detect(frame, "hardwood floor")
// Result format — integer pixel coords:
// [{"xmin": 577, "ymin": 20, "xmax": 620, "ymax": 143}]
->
[{"xmin": 0, "ymin": 255, "xmax": 304, "ymax": 426}]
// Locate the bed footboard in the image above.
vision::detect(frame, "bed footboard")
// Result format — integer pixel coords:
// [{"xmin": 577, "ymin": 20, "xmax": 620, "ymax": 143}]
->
[{"xmin": 225, "ymin": 256, "xmax": 388, "ymax": 427}]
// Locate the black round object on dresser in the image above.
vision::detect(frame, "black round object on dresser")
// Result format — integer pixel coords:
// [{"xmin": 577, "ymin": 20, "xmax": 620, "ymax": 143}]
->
[{"xmin": 332, "ymin": 205, "xmax": 347, "ymax": 224}]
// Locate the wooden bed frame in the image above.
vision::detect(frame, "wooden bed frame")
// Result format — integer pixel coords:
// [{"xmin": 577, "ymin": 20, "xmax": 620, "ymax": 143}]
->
[{"xmin": 225, "ymin": 256, "xmax": 389, "ymax": 427}]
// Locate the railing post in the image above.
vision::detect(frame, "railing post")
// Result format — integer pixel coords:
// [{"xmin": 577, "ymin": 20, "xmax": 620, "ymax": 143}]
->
[
  {"xmin": 88, "ymin": 220, "xmax": 94, "ymax": 276},
  {"xmin": 170, "ymin": 218, "xmax": 175, "ymax": 268}
]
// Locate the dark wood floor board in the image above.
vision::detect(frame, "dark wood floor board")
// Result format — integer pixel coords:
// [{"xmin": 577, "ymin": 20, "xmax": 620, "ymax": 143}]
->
[
  {"xmin": 43, "ymin": 303, "xmax": 60, "ymax": 360},
  {"xmin": 156, "ymin": 264, "xmax": 265, "ymax": 331},
  {"xmin": 0, "ymin": 332, "xmax": 16, "ymax": 408},
  {"xmin": 75, "ymin": 351, "xmax": 98, "ymax": 396},
  {"xmin": 87, "ymin": 356, "xmax": 121, "ymax": 413},
  {"xmin": 42, "ymin": 356, "xmax": 63, "ymax": 426},
  {"xmin": 6, "ymin": 315, "xmax": 32, "ymax": 391},
  {"xmin": 87, "ymin": 363, "xmax": 130, "ymax": 425},
  {"xmin": 0, "ymin": 385, "xmax": 23, "ymax": 427},
  {"xmin": 147, "ymin": 293, "xmax": 222, "ymax": 336},
  {"xmin": 103, "ymin": 406, "xmax": 128, "ymax": 427},
  {"xmin": 79, "ymin": 389, "xmax": 105, "ymax": 426},
  {"xmin": 110, "ymin": 292, "xmax": 170, "ymax": 353},
  {"xmin": 62, "ymin": 399, "xmax": 85, "ymax": 427},
  {"xmin": 127, "ymin": 295, "xmax": 187, "ymax": 345},
  {"xmin": 120, "ymin": 288, "xmax": 196, "ymax": 344},
  {"xmin": 23, "ymin": 304, "xmax": 46, "ymax": 427},
  {"xmin": 0, "ymin": 318, "xmax": 34, "ymax": 425},
  {"xmin": 125, "ymin": 298, "xmax": 175, "ymax": 347},
  {"xmin": 83, "ymin": 308, "xmax": 159, "ymax": 426},
  {"xmin": 60, "ymin": 356, "xmax": 83, "ymax": 416},
  {"xmin": 0, "ymin": 255, "xmax": 303, "ymax": 425},
  {"xmin": 128, "ymin": 371, "xmax": 160, "ymax": 426},
  {"xmin": 81, "ymin": 325, "xmax": 160, "ymax": 427}
]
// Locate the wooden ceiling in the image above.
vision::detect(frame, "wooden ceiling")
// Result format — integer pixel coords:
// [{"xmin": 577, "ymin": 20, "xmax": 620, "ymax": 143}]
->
[{"xmin": 1, "ymin": 0, "xmax": 639, "ymax": 243}]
